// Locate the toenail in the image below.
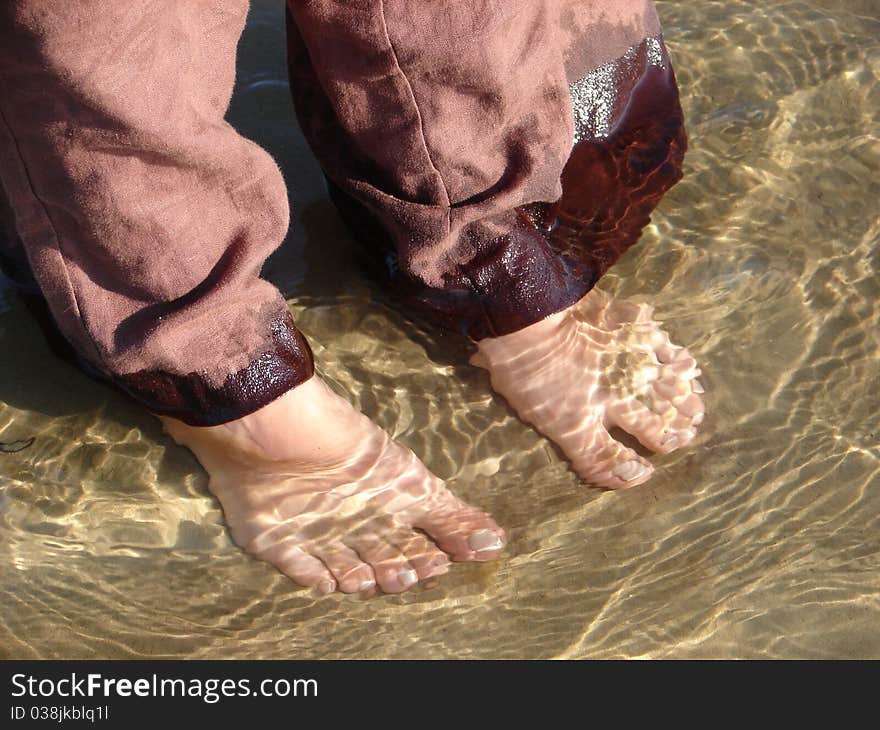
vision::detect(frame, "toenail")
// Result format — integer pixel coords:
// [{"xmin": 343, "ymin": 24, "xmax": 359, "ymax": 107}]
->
[
  {"xmin": 612, "ymin": 460, "xmax": 650, "ymax": 481},
  {"xmin": 358, "ymin": 579, "xmax": 375, "ymax": 592},
  {"xmin": 398, "ymin": 567, "xmax": 418, "ymax": 588},
  {"xmin": 661, "ymin": 433, "xmax": 680, "ymax": 449},
  {"xmin": 692, "ymin": 412, "xmax": 705, "ymax": 426},
  {"xmin": 316, "ymin": 580, "xmax": 336, "ymax": 595},
  {"xmin": 468, "ymin": 529, "xmax": 504, "ymax": 553},
  {"xmin": 692, "ymin": 379, "xmax": 705, "ymax": 394}
]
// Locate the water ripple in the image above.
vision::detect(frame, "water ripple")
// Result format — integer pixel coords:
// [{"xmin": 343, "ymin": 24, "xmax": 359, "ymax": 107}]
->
[{"xmin": 0, "ymin": 0, "xmax": 877, "ymax": 658}]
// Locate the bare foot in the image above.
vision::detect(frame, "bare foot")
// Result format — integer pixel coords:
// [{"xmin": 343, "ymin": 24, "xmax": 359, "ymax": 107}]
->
[
  {"xmin": 160, "ymin": 377, "xmax": 505, "ymax": 594},
  {"xmin": 470, "ymin": 288, "xmax": 705, "ymax": 488}
]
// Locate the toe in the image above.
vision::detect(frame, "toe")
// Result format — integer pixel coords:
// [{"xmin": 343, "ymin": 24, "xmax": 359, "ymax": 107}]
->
[
  {"xmin": 653, "ymin": 376, "xmax": 686, "ymax": 401},
  {"xmin": 659, "ymin": 358, "xmax": 699, "ymax": 383},
  {"xmin": 653, "ymin": 370, "xmax": 703, "ymax": 406},
  {"xmin": 258, "ymin": 541, "xmax": 337, "ymax": 594},
  {"xmin": 655, "ymin": 343, "xmax": 678, "ymax": 364},
  {"xmin": 389, "ymin": 531, "xmax": 450, "ymax": 581},
  {"xmin": 676, "ymin": 392, "xmax": 705, "ymax": 419},
  {"xmin": 571, "ymin": 422, "xmax": 654, "ymax": 488},
  {"xmin": 314, "ymin": 544, "xmax": 376, "ymax": 594},
  {"xmin": 658, "ymin": 427, "xmax": 697, "ymax": 452},
  {"xmin": 348, "ymin": 534, "xmax": 420, "ymax": 593},
  {"xmin": 672, "ymin": 346, "xmax": 697, "ymax": 365},
  {"xmin": 609, "ymin": 395, "xmax": 703, "ymax": 455},
  {"xmin": 651, "ymin": 373, "xmax": 705, "ymax": 431},
  {"xmin": 650, "ymin": 331, "xmax": 678, "ymax": 364},
  {"xmin": 642, "ymin": 378, "xmax": 704, "ymax": 451},
  {"xmin": 411, "ymin": 493, "xmax": 506, "ymax": 563},
  {"xmin": 607, "ymin": 398, "xmax": 668, "ymax": 452}
]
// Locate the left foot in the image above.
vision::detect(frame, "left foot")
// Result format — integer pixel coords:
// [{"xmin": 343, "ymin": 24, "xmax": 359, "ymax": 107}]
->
[
  {"xmin": 470, "ymin": 288, "xmax": 704, "ymax": 488},
  {"xmin": 160, "ymin": 376, "xmax": 505, "ymax": 595}
]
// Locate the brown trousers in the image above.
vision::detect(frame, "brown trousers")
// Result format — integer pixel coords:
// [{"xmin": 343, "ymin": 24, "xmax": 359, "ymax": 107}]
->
[{"xmin": 0, "ymin": 1, "xmax": 685, "ymax": 425}]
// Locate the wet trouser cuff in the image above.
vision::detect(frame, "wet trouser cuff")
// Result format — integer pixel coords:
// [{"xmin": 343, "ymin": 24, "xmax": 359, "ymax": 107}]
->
[
  {"xmin": 113, "ymin": 310, "xmax": 315, "ymax": 427},
  {"xmin": 323, "ymin": 34, "xmax": 686, "ymax": 342}
]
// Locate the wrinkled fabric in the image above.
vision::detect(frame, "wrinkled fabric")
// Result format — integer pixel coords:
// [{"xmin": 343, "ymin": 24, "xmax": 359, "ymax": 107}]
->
[
  {"xmin": 288, "ymin": 0, "xmax": 684, "ymax": 338},
  {"xmin": 0, "ymin": 1, "xmax": 314, "ymax": 425},
  {"xmin": 0, "ymin": 0, "xmax": 684, "ymax": 424}
]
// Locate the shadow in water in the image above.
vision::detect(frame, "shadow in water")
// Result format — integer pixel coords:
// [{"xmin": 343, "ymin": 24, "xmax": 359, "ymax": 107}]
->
[
  {"xmin": 0, "ymin": 290, "xmax": 206, "ymax": 507},
  {"xmin": 0, "ymin": 293, "xmax": 140, "ymax": 422},
  {"xmin": 294, "ymin": 201, "xmax": 478, "ymax": 371}
]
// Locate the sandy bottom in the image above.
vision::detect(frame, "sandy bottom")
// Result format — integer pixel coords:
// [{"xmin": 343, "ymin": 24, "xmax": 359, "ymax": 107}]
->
[{"xmin": 0, "ymin": 0, "xmax": 878, "ymax": 658}]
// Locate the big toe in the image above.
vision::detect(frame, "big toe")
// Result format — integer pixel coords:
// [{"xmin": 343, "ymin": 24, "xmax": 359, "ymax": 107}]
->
[
  {"xmin": 571, "ymin": 423, "xmax": 655, "ymax": 488},
  {"xmin": 411, "ymin": 493, "xmax": 506, "ymax": 563}
]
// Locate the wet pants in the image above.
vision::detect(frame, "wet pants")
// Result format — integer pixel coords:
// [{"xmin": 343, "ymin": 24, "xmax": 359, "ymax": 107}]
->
[{"xmin": 0, "ymin": 1, "xmax": 685, "ymax": 425}]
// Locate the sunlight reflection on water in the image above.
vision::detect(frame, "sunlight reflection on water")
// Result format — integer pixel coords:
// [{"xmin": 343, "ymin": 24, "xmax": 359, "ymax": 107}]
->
[{"xmin": 0, "ymin": 0, "xmax": 877, "ymax": 659}]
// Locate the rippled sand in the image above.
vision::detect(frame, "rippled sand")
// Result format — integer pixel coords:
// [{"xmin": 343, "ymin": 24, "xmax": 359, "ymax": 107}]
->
[{"xmin": 0, "ymin": 0, "xmax": 878, "ymax": 659}]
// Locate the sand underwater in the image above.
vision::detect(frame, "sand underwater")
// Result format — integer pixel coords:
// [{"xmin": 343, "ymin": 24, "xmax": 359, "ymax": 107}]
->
[{"xmin": 0, "ymin": 0, "xmax": 878, "ymax": 658}]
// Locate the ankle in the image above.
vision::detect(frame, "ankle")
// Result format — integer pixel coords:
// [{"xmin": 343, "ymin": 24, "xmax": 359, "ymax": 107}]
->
[
  {"xmin": 164, "ymin": 375, "xmax": 400, "ymax": 478},
  {"xmin": 470, "ymin": 308, "xmax": 570, "ymax": 371}
]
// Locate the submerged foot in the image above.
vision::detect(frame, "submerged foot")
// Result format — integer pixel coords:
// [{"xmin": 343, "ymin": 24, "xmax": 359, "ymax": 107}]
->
[
  {"xmin": 470, "ymin": 287, "xmax": 704, "ymax": 488},
  {"xmin": 161, "ymin": 377, "xmax": 505, "ymax": 594}
]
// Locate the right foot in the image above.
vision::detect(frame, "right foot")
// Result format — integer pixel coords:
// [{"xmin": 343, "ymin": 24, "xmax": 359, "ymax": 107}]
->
[
  {"xmin": 470, "ymin": 288, "xmax": 704, "ymax": 488},
  {"xmin": 160, "ymin": 377, "xmax": 505, "ymax": 595}
]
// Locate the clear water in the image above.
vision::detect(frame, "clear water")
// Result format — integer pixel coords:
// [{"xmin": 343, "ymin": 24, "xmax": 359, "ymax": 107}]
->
[{"xmin": 0, "ymin": 0, "xmax": 877, "ymax": 658}]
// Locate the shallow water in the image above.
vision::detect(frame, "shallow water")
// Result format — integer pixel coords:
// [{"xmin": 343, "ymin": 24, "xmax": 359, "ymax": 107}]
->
[{"xmin": 0, "ymin": 0, "xmax": 878, "ymax": 659}]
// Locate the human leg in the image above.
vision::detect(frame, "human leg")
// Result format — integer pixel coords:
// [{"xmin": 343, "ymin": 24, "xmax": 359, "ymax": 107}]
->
[
  {"xmin": 286, "ymin": 0, "xmax": 703, "ymax": 487},
  {"xmin": 471, "ymin": 7, "xmax": 705, "ymax": 488},
  {"xmin": 0, "ymin": 0, "xmax": 503, "ymax": 593}
]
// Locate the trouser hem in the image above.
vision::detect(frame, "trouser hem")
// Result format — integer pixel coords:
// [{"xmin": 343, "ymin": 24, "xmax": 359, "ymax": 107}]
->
[
  {"xmin": 7, "ymin": 286, "xmax": 314, "ymax": 427},
  {"xmin": 113, "ymin": 309, "xmax": 315, "ymax": 427}
]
